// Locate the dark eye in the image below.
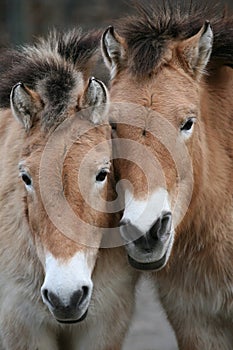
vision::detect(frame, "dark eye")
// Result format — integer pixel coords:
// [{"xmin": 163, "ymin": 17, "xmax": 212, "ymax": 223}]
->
[
  {"xmin": 110, "ymin": 122, "xmax": 117, "ymax": 138},
  {"xmin": 21, "ymin": 173, "xmax": 32, "ymax": 186},
  {"xmin": 180, "ymin": 118, "xmax": 195, "ymax": 132},
  {"xmin": 96, "ymin": 170, "xmax": 108, "ymax": 182},
  {"xmin": 110, "ymin": 121, "xmax": 117, "ymax": 131}
]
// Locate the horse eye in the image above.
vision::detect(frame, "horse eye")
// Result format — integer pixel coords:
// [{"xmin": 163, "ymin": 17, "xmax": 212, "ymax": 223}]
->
[
  {"xmin": 96, "ymin": 170, "xmax": 108, "ymax": 182},
  {"xmin": 110, "ymin": 121, "xmax": 117, "ymax": 131},
  {"xmin": 21, "ymin": 173, "xmax": 32, "ymax": 186},
  {"xmin": 180, "ymin": 118, "xmax": 194, "ymax": 132}
]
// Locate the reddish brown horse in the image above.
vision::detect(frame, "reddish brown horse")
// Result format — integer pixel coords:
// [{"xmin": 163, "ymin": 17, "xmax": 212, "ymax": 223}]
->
[{"xmin": 102, "ymin": 1, "xmax": 233, "ymax": 348}]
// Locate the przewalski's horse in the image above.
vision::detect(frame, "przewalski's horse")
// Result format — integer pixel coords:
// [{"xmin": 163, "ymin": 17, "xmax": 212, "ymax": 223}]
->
[
  {"xmin": 0, "ymin": 30, "xmax": 138, "ymax": 350},
  {"xmin": 102, "ymin": 1, "xmax": 233, "ymax": 348}
]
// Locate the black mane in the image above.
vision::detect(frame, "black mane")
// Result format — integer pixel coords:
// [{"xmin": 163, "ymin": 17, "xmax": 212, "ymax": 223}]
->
[
  {"xmin": 0, "ymin": 29, "xmax": 101, "ymax": 125},
  {"xmin": 116, "ymin": 0, "xmax": 233, "ymax": 75}
]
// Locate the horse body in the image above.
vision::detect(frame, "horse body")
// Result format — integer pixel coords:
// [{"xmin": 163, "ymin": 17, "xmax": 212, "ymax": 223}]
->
[
  {"xmin": 0, "ymin": 30, "xmax": 138, "ymax": 350},
  {"xmin": 159, "ymin": 65, "xmax": 233, "ymax": 349},
  {"xmin": 102, "ymin": 1, "xmax": 233, "ymax": 348}
]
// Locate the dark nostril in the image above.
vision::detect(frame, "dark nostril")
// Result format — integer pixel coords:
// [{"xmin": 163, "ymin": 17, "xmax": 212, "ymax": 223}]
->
[
  {"xmin": 71, "ymin": 286, "xmax": 89, "ymax": 309},
  {"xmin": 149, "ymin": 212, "xmax": 172, "ymax": 240},
  {"xmin": 119, "ymin": 219, "xmax": 142, "ymax": 242},
  {"xmin": 149, "ymin": 218, "xmax": 161, "ymax": 240},
  {"xmin": 42, "ymin": 289, "xmax": 61, "ymax": 309},
  {"xmin": 160, "ymin": 212, "xmax": 172, "ymax": 237},
  {"xmin": 42, "ymin": 288, "xmax": 49, "ymax": 303},
  {"xmin": 81, "ymin": 286, "xmax": 89, "ymax": 305}
]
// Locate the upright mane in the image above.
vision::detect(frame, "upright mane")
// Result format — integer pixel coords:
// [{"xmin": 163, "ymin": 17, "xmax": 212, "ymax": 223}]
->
[
  {"xmin": 0, "ymin": 29, "xmax": 101, "ymax": 129},
  {"xmin": 116, "ymin": 0, "xmax": 233, "ymax": 75}
]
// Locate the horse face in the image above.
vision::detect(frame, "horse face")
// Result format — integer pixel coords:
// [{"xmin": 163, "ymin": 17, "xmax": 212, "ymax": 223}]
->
[
  {"xmin": 12, "ymin": 79, "xmax": 112, "ymax": 323},
  {"xmin": 102, "ymin": 23, "xmax": 213, "ymax": 270}
]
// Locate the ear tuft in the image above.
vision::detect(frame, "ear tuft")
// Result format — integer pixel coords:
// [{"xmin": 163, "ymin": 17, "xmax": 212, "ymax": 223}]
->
[
  {"xmin": 179, "ymin": 21, "xmax": 213, "ymax": 78},
  {"xmin": 197, "ymin": 21, "xmax": 213, "ymax": 70},
  {"xmin": 10, "ymin": 82, "xmax": 41, "ymax": 131},
  {"xmin": 81, "ymin": 77, "xmax": 109, "ymax": 124},
  {"xmin": 101, "ymin": 26, "xmax": 125, "ymax": 79}
]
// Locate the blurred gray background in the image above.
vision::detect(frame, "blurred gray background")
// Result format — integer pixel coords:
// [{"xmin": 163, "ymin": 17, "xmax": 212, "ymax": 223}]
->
[
  {"xmin": 1, "ymin": 1, "xmax": 232, "ymax": 349},
  {"xmin": 1, "ymin": 0, "xmax": 232, "ymax": 47},
  {"xmin": 0, "ymin": 0, "xmax": 131, "ymax": 46}
]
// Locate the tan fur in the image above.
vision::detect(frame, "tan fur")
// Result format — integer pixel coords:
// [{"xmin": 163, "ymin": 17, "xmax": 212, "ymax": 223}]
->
[
  {"xmin": 106, "ymin": 30, "xmax": 233, "ymax": 350},
  {"xmin": 0, "ymin": 39, "xmax": 139, "ymax": 350}
]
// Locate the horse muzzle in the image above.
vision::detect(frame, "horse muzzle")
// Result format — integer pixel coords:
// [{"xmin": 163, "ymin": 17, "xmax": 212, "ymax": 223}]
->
[
  {"xmin": 41, "ymin": 285, "xmax": 91, "ymax": 324},
  {"xmin": 119, "ymin": 212, "xmax": 174, "ymax": 271}
]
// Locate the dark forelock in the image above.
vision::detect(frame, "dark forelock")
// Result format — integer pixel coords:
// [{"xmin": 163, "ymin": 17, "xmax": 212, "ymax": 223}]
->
[
  {"xmin": 0, "ymin": 29, "xmax": 101, "ymax": 129},
  {"xmin": 116, "ymin": 0, "xmax": 233, "ymax": 75}
]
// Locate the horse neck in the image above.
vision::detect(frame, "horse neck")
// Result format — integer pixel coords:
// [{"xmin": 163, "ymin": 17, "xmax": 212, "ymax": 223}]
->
[{"xmin": 180, "ymin": 66, "xmax": 233, "ymax": 244}]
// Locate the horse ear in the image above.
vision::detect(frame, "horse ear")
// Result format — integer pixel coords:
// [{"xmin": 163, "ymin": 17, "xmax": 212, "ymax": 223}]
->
[
  {"xmin": 179, "ymin": 21, "xmax": 213, "ymax": 78},
  {"xmin": 101, "ymin": 26, "xmax": 126, "ymax": 78},
  {"xmin": 10, "ymin": 83, "xmax": 41, "ymax": 131},
  {"xmin": 81, "ymin": 77, "xmax": 109, "ymax": 124}
]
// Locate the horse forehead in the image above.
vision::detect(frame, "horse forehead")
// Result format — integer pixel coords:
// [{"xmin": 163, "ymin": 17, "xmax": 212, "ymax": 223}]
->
[
  {"xmin": 25, "ymin": 120, "xmax": 111, "ymax": 157},
  {"xmin": 150, "ymin": 70, "xmax": 199, "ymax": 105},
  {"xmin": 111, "ymin": 78, "xmax": 199, "ymax": 135},
  {"xmin": 112, "ymin": 64, "xmax": 198, "ymax": 103}
]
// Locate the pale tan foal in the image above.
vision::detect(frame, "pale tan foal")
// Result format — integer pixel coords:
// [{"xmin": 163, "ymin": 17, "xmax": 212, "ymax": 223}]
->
[
  {"xmin": 102, "ymin": 0, "xmax": 233, "ymax": 349},
  {"xmin": 0, "ymin": 30, "xmax": 138, "ymax": 350}
]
